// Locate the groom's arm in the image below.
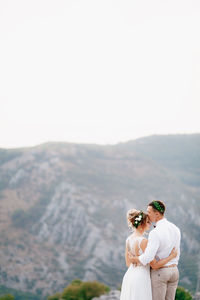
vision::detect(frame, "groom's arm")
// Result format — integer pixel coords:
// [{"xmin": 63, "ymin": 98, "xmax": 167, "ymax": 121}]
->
[{"xmin": 138, "ymin": 231, "xmax": 160, "ymax": 266}]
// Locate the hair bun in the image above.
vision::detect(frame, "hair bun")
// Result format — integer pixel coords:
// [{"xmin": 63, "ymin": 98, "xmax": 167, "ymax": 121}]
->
[
  {"xmin": 127, "ymin": 209, "xmax": 148, "ymax": 229},
  {"xmin": 127, "ymin": 209, "xmax": 139, "ymax": 223}
]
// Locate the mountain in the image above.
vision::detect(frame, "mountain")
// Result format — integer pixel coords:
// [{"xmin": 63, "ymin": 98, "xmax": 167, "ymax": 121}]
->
[{"xmin": 0, "ymin": 134, "xmax": 199, "ymax": 297}]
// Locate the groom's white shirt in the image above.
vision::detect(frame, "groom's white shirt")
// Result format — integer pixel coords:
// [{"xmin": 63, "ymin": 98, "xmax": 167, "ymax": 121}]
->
[{"xmin": 139, "ymin": 218, "xmax": 181, "ymax": 266}]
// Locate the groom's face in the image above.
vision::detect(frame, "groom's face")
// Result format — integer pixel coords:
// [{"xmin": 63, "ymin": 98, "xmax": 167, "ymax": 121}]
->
[{"xmin": 147, "ymin": 206, "xmax": 157, "ymax": 222}]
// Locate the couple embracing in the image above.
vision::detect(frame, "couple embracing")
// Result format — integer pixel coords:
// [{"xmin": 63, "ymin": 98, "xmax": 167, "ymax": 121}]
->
[{"xmin": 120, "ymin": 200, "xmax": 181, "ymax": 300}]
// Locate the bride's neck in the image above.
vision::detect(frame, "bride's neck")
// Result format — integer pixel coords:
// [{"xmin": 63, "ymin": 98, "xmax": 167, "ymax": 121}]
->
[{"xmin": 133, "ymin": 229, "xmax": 144, "ymax": 236}]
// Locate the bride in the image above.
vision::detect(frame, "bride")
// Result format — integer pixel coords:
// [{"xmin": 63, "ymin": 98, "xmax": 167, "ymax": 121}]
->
[{"xmin": 120, "ymin": 209, "xmax": 177, "ymax": 300}]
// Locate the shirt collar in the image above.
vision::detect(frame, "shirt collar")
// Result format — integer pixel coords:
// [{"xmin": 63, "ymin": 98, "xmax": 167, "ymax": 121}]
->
[{"xmin": 156, "ymin": 217, "xmax": 166, "ymax": 227}]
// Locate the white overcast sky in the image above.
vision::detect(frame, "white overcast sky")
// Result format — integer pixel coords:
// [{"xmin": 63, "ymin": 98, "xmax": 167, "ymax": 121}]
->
[{"xmin": 0, "ymin": 0, "xmax": 200, "ymax": 148}]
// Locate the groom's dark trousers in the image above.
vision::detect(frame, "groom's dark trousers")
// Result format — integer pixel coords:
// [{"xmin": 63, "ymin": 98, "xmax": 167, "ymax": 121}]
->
[{"xmin": 151, "ymin": 266, "xmax": 179, "ymax": 300}]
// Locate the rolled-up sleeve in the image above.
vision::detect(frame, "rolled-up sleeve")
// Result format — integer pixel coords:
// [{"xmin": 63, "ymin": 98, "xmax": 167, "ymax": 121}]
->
[{"xmin": 139, "ymin": 230, "xmax": 160, "ymax": 266}]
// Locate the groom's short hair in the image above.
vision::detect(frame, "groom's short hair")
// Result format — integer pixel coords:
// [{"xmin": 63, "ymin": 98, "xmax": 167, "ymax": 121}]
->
[{"xmin": 148, "ymin": 200, "xmax": 165, "ymax": 215}]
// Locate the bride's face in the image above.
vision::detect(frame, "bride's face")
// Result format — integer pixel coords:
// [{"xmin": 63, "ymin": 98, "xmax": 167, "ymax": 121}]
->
[{"xmin": 144, "ymin": 218, "xmax": 151, "ymax": 231}]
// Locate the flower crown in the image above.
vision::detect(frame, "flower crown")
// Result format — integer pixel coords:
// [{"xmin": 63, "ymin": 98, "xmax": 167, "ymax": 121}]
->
[
  {"xmin": 134, "ymin": 211, "xmax": 143, "ymax": 228},
  {"xmin": 152, "ymin": 201, "xmax": 164, "ymax": 213}
]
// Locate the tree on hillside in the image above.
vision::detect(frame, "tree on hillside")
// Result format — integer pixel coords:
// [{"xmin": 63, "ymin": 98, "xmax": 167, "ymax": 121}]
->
[
  {"xmin": 47, "ymin": 292, "xmax": 61, "ymax": 300},
  {"xmin": 80, "ymin": 281, "xmax": 110, "ymax": 300},
  {"xmin": 60, "ymin": 279, "xmax": 109, "ymax": 300},
  {"xmin": 0, "ymin": 295, "xmax": 14, "ymax": 300},
  {"xmin": 175, "ymin": 286, "xmax": 192, "ymax": 300}
]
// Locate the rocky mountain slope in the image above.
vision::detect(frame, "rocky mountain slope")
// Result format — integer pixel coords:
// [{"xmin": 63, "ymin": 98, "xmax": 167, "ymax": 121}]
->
[{"xmin": 0, "ymin": 134, "xmax": 199, "ymax": 297}]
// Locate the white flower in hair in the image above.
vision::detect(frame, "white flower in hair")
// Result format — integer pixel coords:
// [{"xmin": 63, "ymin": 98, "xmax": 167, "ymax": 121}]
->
[{"xmin": 135, "ymin": 215, "xmax": 142, "ymax": 221}]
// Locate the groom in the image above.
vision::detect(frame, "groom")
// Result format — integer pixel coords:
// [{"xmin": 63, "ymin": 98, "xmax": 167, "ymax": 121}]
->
[{"xmin": 129, "ymin": 200, "xmax": 181, "ymax": 300}]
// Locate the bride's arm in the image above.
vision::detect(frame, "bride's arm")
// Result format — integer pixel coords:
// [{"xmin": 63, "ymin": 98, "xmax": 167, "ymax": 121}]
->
[
  {"xmin": 150, "ymin": 248, "xmax": 177, "ymax": 269},
  {"xmin": 125, "ymin": 245, "xmax": 132, "ymax": 267}
]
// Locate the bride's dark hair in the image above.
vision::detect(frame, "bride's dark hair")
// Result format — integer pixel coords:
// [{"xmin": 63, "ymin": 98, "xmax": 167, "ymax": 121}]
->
[{"xmin": 127, "ymin": 209, "xmax": 148, "ymax": 229}]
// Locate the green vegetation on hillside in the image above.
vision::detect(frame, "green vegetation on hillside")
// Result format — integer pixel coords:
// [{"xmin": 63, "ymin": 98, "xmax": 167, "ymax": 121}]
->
[
  {"xmin": 0, "ymin": 295, "xmax": 14, "ymax": 300},
  {"xmin": 175, "ymin": 286, "xmax": 193, "ymax": 300},
  {"xmin": 48, "ymin": 279, "xmax": 110, "ymax": 300}
]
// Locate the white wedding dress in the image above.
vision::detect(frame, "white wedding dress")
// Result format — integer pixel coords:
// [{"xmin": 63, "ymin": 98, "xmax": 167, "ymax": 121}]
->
[{"xmin": 120, "ymin": 235, "xmax": 152, "ymax": 300}]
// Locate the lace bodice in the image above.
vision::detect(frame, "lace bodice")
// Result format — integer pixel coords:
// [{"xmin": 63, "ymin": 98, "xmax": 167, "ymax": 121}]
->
[{"xmin": 126, "ymin": 235, "xmax": 144, "ymax": 256}]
